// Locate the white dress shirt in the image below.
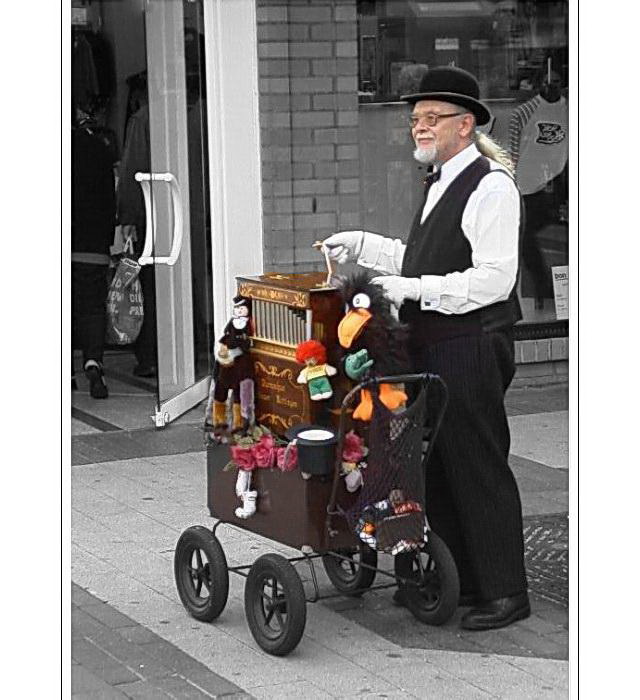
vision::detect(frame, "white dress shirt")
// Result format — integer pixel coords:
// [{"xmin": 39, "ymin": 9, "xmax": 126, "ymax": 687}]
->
[{"xmin": 356, "ymin": 143, "xmax": 521, "ymax": 315}]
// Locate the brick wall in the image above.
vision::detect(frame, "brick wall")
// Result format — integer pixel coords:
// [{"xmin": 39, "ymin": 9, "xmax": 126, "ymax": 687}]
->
[{"xmin": 256, "ymin": 0, "xmax": 359, "ymax": 272}]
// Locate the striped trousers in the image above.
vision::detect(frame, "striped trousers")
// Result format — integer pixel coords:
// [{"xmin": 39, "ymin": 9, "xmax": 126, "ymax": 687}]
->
[{"xmin": 414, "ymin": 329, "xmax": 528, "ymax": 601}]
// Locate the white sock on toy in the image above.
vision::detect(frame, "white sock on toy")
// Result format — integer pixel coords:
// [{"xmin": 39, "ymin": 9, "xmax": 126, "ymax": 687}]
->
[
  {"xmin": 235, "ymin": 490, "xmax": 257, "ymax": 519},
  {"xmin": 235, "ymin": 469, "xmax": 252, "ymax": 497}
]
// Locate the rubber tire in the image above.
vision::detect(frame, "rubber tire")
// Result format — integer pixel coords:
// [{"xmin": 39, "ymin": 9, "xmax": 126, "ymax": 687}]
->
[
  {"xmin": 394, "ymin": 530, "xmax": 459, "ymax": 626},
  {"xmin": 322, "ymin": 544, "xmax": 378, "ymax": 595},
  {"xmin": 174, "ymin": 526, "xmax": 229, "ymax": 622},
  {"xmin": 244, "ymin": 554, "xmax": 307, "ymax": 656}
]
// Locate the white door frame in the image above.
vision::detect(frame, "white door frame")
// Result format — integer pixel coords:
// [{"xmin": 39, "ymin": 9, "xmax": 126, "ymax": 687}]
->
[
  {"xmin": 145, "ymin": 0, "xmax": 195, "ymax": 384},
  {"xmin": 142, "ymin": 0, "xmax": 263, "ymax": 427},
  {"xmin": 203, "ymin": 0, "xmax": 264, "ymax": 343}
]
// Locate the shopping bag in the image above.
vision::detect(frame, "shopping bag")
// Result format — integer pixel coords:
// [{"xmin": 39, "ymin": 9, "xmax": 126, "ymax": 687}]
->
[{"xmin": 105, "ymin": 257, "xmax": 144, "ymax": 345}]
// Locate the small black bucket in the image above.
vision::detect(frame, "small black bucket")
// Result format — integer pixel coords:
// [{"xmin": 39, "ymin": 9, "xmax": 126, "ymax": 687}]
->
[{"xmin": 285, "ymin": 424, "xmax": 338, "ymax": 476}]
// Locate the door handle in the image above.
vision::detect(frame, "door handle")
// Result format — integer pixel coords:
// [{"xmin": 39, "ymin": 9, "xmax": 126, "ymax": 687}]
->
[{"xmin": 134, "ymin": 172, "xmax": 184, "ymax": 266}]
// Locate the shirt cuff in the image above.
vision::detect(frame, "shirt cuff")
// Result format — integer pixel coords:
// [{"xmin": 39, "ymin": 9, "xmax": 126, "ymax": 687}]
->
[
  {"xmin": 419, "ymin": 275, "xmax": 443, "ymax": 310},
  {"xmin": 357, "ymin": 232, "xmax": 385, "ymax": 269}
]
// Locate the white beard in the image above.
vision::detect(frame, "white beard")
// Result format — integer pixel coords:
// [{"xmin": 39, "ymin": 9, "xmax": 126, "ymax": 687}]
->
[{"xmin": 413, "ymin": 145, "xmax": 438, "ymax": 165}]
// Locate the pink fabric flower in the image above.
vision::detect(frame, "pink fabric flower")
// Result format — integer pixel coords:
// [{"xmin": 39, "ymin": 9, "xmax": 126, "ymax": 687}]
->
[
  {"xmin": 252, "ymin": 434, "xmax": 276, "ymax": 468},
  {"xmin": 259, "ymin": 434, "xmax": 276, "ymax": 450},
  {"xmin": 342, "ymin": 430, "xmax": 365, "ymax": 463},
  {"xmin": 277, "ymin": 445, "xmax": 298, "ymax": 471},
  {"xmin": 231, "ymin": 445, "xmax": 256, "ymax": 471}
]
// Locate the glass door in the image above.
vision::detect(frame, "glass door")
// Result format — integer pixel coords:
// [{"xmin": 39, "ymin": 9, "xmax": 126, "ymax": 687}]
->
[{"xmin": 140, "ymin": 0, "xmax": 214, "ymax": 426}]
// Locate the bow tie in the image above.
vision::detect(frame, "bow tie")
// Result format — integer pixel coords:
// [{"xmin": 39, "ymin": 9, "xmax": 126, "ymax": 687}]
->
[{"xmin": 423, "ymin": 168, "xmax": 441, "ymax": 189}]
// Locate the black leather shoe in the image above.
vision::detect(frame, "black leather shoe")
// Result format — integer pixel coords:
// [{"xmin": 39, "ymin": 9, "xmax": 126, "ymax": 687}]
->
[
  {"xmin": 460, "ymin": 592, "xmax": 530, "ymax": 631},
  {"xmin": 85, "ymin": 364, "xmax": 108, "ymax": 399}
]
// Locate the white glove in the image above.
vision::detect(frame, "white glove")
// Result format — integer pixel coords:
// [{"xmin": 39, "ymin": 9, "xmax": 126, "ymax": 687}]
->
[
  {"xmin": 370, "ymin": 275, "xmax": 421, "ymax": 308},
  {"xmin": 322, "ymin": 230, "xmax": 364, "ymax": 264}
]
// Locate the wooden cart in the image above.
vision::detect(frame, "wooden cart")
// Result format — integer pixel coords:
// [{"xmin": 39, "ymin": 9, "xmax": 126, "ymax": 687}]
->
[{"xmin": 174, "ymin": 374, "xmax": 460, "ymax": 656}]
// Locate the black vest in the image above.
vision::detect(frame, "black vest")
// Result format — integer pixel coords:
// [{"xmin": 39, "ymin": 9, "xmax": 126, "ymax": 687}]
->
[{"xmin": 400, "ymin": 155, "xmax": 523, "ymax": 346}]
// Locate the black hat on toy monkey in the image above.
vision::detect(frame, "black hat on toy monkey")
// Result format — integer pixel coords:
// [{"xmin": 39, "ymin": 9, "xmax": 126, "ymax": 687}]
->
[{"xmin": 233, "ymin": 295, "xmax": 251, "ymax": 313}]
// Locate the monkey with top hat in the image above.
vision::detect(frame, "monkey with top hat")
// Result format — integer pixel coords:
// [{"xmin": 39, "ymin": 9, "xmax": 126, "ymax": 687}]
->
[{"xmin": 211, "ymin": 295, "xmax": 254, "ymax": 438}]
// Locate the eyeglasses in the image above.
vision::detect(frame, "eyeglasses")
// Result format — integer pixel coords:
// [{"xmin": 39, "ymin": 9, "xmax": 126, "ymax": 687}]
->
[{"xmin": 409, "ymin": 112, "xmax": 466, "ymax": 128}]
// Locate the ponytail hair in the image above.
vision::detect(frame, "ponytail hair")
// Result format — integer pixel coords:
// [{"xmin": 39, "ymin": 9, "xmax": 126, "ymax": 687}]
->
[{"xmin": 473, "ymin": 130, "xmax": 514, "ymax": 174}]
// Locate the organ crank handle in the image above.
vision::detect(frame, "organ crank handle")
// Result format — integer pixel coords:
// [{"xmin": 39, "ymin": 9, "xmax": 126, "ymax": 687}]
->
[{"xmin": 312, "ymin": 240, "xmax": 334, "ymax": 286}]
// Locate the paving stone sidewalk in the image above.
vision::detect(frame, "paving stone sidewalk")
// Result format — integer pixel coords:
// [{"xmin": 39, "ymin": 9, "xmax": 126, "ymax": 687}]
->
[
  {"xmin": 72, "ymin": 583, "xmax": 250, "ymax": 699},
  {"xmin": 71, "ymin": 381, "xmax": 569, "ymax": 698}
]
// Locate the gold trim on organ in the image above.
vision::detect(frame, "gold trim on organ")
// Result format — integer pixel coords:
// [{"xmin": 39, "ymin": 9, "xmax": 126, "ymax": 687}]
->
[
  {"xmin": 239, "ymin": 283, "xmax": 309, "ymax": 309},
  {"xmin": 254, "ymin": 361, "xmax": 298, "ymax": 388},
  {"xmin": 256, "ymin": 412, "xmax": 302, "ymax": 431},
  {"xmin": 252, "ymin": 339, "xmax": 296, "ymax": 359}
]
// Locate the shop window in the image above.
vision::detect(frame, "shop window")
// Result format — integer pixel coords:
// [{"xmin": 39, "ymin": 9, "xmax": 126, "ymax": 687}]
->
[
  {"xmin": 357, "ymin": 0, "xmax": 569, "ymax": 325},
  {"xmin": 357, "ymin": 0, "xmax": 568, "ymax": 103}
]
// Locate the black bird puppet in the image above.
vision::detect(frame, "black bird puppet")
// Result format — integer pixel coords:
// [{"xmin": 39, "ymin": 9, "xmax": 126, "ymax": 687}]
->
[{"xmin": 336, "ymin": 270, "xmax": 412, "ymax": 421}]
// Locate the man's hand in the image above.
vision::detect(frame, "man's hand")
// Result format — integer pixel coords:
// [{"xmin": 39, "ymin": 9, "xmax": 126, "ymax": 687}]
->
[
  {"xmin": 322, "ymin": 230, "xmax": 364, "ymax": 264},
  {"xmin": 344, "ymin": 349, "xmax": 374, "ymax": 380},
  {"xmin": 370, "ymin": 275, "xmax": 421, "ymax": 308}
]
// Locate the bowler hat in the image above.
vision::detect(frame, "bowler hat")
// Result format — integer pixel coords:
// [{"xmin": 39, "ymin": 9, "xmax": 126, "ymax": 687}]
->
[{"xmin": 401, "ymin": 66, "xmax": 491, "ymax": 126}]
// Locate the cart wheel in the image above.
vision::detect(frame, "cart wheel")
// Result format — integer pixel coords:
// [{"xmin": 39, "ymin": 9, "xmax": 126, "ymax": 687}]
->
[
  {"xmin": 322, "ymin": 544, "xmax": 378, "ymax": 596},
  {"xmin": 394, "ymin": 530, "xmax": 459, "ymax": 626},
  {"xmin": 244, "ymin": 554, "xmax": 306, "ymax": 656},
  {"xmin": 174, "ymin": 526, "xmax": 229, "ymax": 622}
]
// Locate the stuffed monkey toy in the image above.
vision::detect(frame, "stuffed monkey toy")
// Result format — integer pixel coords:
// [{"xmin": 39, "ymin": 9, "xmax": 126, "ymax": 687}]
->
[{"xmin": 212, "ymin": 296, "xmax": 254, "ymax": 436}]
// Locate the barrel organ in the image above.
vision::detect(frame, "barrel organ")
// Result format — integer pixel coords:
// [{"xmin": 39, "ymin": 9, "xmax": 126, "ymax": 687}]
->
[{"xmin": 236, "ymin": 272, "xmax": 344, "ymax": 436}]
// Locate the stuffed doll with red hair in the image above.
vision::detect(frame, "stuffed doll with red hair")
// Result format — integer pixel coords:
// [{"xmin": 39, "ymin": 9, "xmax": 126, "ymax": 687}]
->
[{"xmin": 295, "ymin": 339, "xmax": 337, "ymax": 401}]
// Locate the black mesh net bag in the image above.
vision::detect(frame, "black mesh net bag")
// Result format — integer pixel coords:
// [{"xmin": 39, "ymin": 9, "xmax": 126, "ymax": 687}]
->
[{"xmin": 344, "ymin": 382, "xmax": 428, "ymax": 553}]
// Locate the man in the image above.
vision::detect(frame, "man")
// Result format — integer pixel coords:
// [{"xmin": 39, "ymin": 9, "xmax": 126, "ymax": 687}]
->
[
  {"xmin": 72, "ymin": 104, "xmax": 116, "ymax": 399},
  {"xmin": 324, "ymin": 66, "xmax": 529, "ymax": 631}
]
